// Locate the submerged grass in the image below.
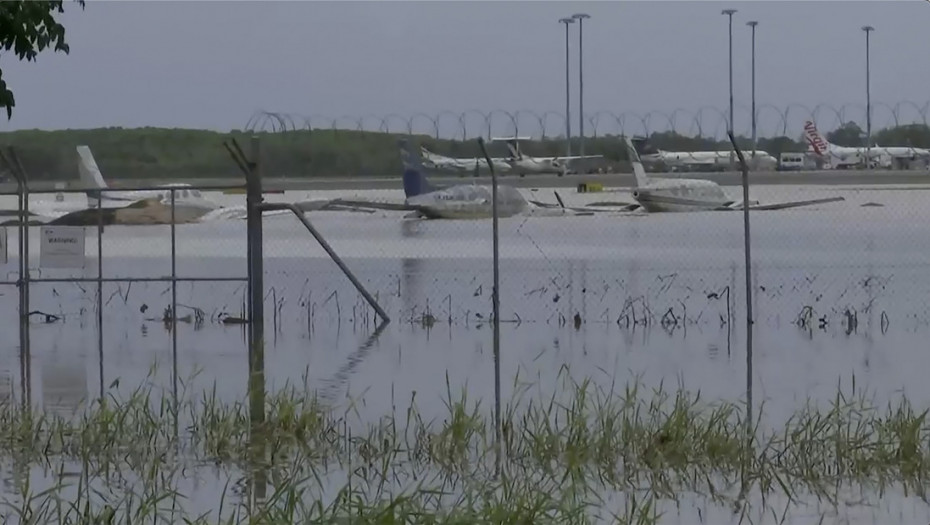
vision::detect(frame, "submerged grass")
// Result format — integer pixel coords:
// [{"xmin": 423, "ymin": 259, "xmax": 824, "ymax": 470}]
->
[{"xmin": 0, "ymin": 367, "xmax": 929, "ymax": 523}]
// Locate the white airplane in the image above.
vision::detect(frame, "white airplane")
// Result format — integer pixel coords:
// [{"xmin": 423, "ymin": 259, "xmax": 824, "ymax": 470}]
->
[
  {"xmin": 631, "ymin": 136, "xmax": 778, "ymax": 172},
  {"xmin": 802, "ymin": 120, "xmax": 930, "ymax": 169},
  {"xmin": 490, "ymin": 136, "xmax": 603, "ymax": 176},
  {"xmin": 622, "ymin": 136, "xmax": 845, "ymax": 213},
  {"xmin": 76, "ymin": 145, "xmax": 220, "ymax": 222},
  {"xmin": 418, "ymin": 144, "xmax": 512, "ymax": 175},
  {"xmin": 331, "ymin": 140, "xmax": 634, "ymax": 219}
]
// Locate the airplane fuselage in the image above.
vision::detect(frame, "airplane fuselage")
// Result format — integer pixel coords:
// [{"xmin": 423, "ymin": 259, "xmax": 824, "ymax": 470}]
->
[
  {"xmin": 88, "ymin": 185, "xmax": 218, "ymax": 222},
  {"xmin": 421, "ymin": 152, "xmax": 512, "ymax": 174},
  {"xmin": 506, "ymin": 157, "xmax": 564, "ymax": 174},
  {"xmin": 631, "ymin": 179, "xmax": 737, "ymax": 213},
  {"xmin": 405, "ymin": 183, "xmax": 530, "ymax": 219}
]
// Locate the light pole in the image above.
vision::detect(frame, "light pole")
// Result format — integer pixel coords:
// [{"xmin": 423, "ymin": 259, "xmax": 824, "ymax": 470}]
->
[
  {"xmin": 747, "ymin": 21, "xmax": 758, "ymax": 159},
  {"xmin": 559, "ymin": 17, "xmax": 574, "ymax": 159},
  {"xmin": 572, "ymin": 13, "xmax": 590, "ymax": 158},
  {"xmin": 862, "ymin": 25, "xmax": 874, "ymax": 168},
  {"xmin": 722, "ymin": 9, "xmax": 737, "ymax": 136}
]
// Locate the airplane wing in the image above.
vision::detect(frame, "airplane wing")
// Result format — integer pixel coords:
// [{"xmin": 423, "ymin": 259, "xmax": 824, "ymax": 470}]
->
[
  {"xmin": 746, "ymin": 196, "xmax": 846, "ymax": 211},
  {"xmin": 528, "ymin": 191, "xmax": 640, "ymax": 213},
  {"xmin": 714, "ymin": 196, "xmax": 845, "ymax": 212},
  {"xmin": 325, "ymin": 198, "xmax": 417, "ymax": 212},
  {"xmin": 557, "ymin": 155, "xmax": 604, "ymax": 161}
]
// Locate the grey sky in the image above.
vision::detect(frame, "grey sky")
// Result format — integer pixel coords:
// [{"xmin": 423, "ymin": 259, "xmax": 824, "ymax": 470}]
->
[{"xmin": 1, "ymin": 0, "xmax": 927, "ymax": 138}]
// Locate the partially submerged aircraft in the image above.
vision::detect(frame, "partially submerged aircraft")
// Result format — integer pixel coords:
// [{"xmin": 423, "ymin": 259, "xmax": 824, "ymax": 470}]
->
[
  {"xmin": 490, "ymin": 137, "xmax": 604, "ymax": 176},
  {"xmin": 331, "ymin": 140, "xmax": 635, "ymax": 219},
  {"xmin": 631, "ymin": 136, "xmax": 777, "ymax": 172},
  {"xmin": 2, "ymin": 146, "xmax": 354, "ymax": 226},
  {"xmin": 77, "ymin": 145, "xmax": 220, "ymax": 222},
  {"xmin": 418, "ymin": 144, "xmax": 512, "ymax": 175},
  {"xmin": 802, "ymin": 120, "xmax": 930, "ymax": 169},
  {"xmin": 622, "ymin": 136, "xmax": 845, "ymax": 213}
]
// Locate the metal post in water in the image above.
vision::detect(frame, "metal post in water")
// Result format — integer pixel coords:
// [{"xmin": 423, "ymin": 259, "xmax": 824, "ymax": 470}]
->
[
  {"xmin": 170, "ymin": 188, "xmax": 179, "ymax": 435},
  {"xmin": 254, "ymin": 202, "xmax": 389, "ymax": 324},
  {"xmin": 727, "ymin": 132, "xmax": 753, "ymax": 435},
  {"xmin": 245, "ymin": 135, "xmax": 267, "ymax": 504},
  {"xmin": 7, "ymin": 151, "xmax": 28, "ymax": 407},
  {"xmin": 478, "ymin": 136, "xmax": 502, "ymax": 477},
  {"xmin": 97, "ymin": 188, "xmax": 104, "ymax": 400},
  {"xmin": 9, "ymin": 150, "xmax": 33, "ymax": 405}
]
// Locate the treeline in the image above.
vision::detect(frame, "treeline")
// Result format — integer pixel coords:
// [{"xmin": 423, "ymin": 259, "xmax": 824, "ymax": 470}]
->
[{"xmin": 0, "ymin": 122, "xmax": 927, "ymax": 182}]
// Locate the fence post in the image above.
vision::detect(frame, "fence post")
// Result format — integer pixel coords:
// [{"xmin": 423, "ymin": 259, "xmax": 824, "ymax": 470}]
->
[
  {"xmin": 477, "ymin": 137, "xmax": 502, "ymax": 478},
  {"xmin": 97, "ymin": 186, "xmax": 104, "ymax": 400},
  {"xmin": 245, "ymin": 135, "xmax": 267, "ymax": 505},
  {"xmin": 8, "ymin": 153, "xmax": 29, "ymax": 407},
  {"xmin": 170, "ymin": 189, "xmax": 179, "ymax": 437}
]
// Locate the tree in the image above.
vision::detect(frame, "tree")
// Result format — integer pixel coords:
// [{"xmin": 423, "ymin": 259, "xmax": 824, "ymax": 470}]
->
[
  {"xmin": 825, "ymin": 121, "xmax": 864, "ymax": 147},
  {"xmin": 0, "ymin": 1, "xmax": 85, "ymax": 119}
]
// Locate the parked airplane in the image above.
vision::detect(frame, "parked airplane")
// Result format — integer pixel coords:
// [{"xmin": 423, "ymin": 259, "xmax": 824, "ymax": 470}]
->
[
  {"xmin": 489, "ymin": 137, "xmax": 604, "ymax": 176},
  {"xmin": 331, "ymin": 140, "xmax": 635, "ymax": 219},
  {"xmin": 631, "ymin": 136, "xmax": 778, "ymax": 172},
  {"xmin": 802, "ymin": 120, "xmax": 930, "ymax": 169},
  {"xmin": 622, "ymin": 137, "xmax": 845, "ymax": 213},
  {"xmin": 418, "ymin": 144, "xmax": 512, "ymax": 175}
]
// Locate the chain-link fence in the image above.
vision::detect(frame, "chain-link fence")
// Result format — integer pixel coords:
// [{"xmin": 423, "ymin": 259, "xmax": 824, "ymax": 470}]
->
[{"xmin": 2, "ymin": 134, "xmax": 929, "ymax": 521}]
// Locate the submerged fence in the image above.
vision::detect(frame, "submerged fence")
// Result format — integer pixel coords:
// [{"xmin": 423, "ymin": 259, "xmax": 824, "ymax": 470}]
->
[
  {"xmin": 0, "ymin": 140, "xmax": 389, "ymax": 414},
  {"xmin": 2, "ymin": 134, "xmax": 930, "ymax": 520}
]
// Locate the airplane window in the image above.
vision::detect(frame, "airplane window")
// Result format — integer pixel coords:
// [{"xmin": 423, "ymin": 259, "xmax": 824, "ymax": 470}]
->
[
  {"xmin": 181, "ymin": 190, "xmax": 190, "ymax": 198},
  {"xmin": 192, "ymin": 190, "xmax": 201, "ymax": 198}
]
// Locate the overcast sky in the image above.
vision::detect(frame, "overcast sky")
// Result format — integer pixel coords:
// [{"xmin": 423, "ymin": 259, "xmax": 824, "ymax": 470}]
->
[{"xmin": 0, "ymin": 0, "xmax": 927, "ymax": 138}]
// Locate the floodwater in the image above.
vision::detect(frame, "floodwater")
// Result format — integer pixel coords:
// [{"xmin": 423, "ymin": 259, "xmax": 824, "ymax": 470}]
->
[{"xmin": 2, "ymin": 183, "xmax": 930, "ymax": 523}]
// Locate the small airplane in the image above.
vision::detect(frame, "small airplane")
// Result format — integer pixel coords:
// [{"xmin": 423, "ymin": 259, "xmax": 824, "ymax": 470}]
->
[
  {"xmin": 77, "ymin": 145, "xmax": 220, "ymax": 222},
  {"xmin": 631, "ymin": 136, "xmax": 778, "ymax": 172},
  {"xmin": 418, "ymin": 144, "xmax": 512, "ymax": 175},
  {"xmin": 802, "ymin": 120, "xmax": 930, "ymax": 169},
  {"xmin": 622, "ymin": 136, "xmax": 845, "ymax": 213},
  {"xmin": 330, "ymin": 140, "xmax": 634, "ymax": 219},
  {"xmin": 490, "ymin": 136, "xmax": 604, "ymax": 176}
]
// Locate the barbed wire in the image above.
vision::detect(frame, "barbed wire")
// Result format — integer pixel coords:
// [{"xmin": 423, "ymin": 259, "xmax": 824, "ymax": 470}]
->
[{"xmin": 245, "ymin": 101, "xmax": 930, "ymax": 141}]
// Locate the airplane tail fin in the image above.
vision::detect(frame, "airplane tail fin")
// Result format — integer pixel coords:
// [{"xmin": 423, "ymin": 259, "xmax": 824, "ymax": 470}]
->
[
  {"xmin": 398, "ymin": 139, "xmax": 439, "ymax": 198},
  {"xmin": 630, "ymin": 136, "xmax": 659, "ymax": 157},
  {"xmin": 623, "ymin": 137, "xmax": 651, "ymax": 188},
  {"xmin": 505, "ymin": 139, "xmax": 522, "ymax": 159},
  {"xmin": 77, "ymin": 145, "xmax": 108, "ymax": 189},
  {"xmin": 802, "ymin": 120, "xmax": 831, "ymax": 155}
]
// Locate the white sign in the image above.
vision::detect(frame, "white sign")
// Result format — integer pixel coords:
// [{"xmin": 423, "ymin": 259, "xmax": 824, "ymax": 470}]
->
[
  {"xmin": 0, "ymin": 227, "xmax": 6, "ymax": 265},
  {"xmin": 40, "ymin": 226, "xmax": 86, "ymax": 269}
]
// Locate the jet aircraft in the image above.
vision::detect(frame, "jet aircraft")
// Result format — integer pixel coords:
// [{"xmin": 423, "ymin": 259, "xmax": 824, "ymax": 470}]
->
[
  {"xmin": 802, "ymin": 120, "xmax": 930, "ymax": 169},
  {"xmin": 622, "ymin": 137, "xmax": 845, "ymax": 213}
]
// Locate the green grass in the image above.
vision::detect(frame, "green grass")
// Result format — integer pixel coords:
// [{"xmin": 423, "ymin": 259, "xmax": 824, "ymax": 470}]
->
[{"xmin": 0, "ymin": 366, "xmax": 928, "ymax": 523}]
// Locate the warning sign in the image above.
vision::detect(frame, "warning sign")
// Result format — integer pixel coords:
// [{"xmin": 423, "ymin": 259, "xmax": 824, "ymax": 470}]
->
[{"xmin": 40, "ymin": 226, "xmax": 86, "ymax": 269}]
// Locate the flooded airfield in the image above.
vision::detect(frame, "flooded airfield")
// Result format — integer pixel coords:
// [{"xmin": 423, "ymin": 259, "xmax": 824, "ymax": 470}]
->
[{"xmin": 3, "ymin": 183, "xmax": 930, "ymax": 523}]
